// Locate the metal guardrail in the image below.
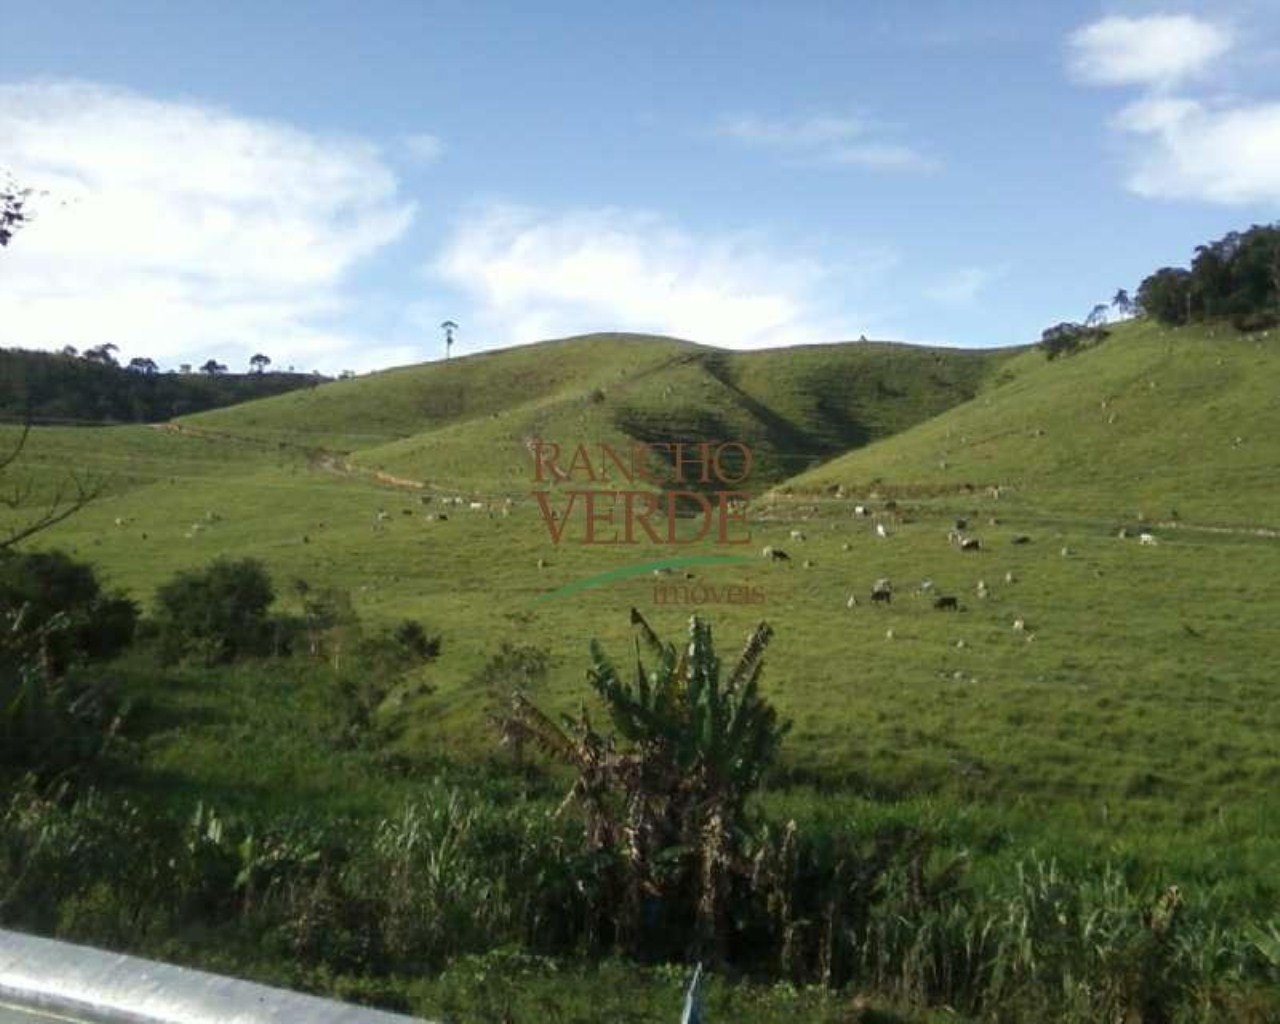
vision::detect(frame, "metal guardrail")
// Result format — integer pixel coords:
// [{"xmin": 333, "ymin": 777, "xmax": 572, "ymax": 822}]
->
[{"xmin": 0, "ymin": 929, "xmax": 428, "ymax": 1023}]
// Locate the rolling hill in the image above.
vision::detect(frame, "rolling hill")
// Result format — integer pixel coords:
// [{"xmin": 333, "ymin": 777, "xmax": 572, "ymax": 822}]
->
[
  {"xmin": 2, "ymin": 322, "xmax": 1277, "ymax": 850},
  {"xmin": 178, "ymin": 332, "xmax": 1009, "ymax": 491},
  {"xmin": 780, "ymin": 319, "xmax": 1280, "ymax": 528}
]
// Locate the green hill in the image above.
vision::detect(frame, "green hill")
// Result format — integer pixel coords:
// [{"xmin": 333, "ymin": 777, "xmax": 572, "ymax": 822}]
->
[
  {"xmin": 780, "ymin": 319, "xmax": 1280, "ymax": 527},
  {"xmin": 3, "ymin": 323, "xmax": 1277, "ymax": 854},
  {"xmin": 180, "ymin": 332, "xmax": 1007, "ymax": 491}
]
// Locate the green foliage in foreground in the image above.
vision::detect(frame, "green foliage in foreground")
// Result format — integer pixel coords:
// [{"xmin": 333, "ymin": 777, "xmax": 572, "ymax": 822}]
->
[
  {"xmin": 1, "ymin": 776, "xmax": 1275, "ymax": 1023},
  {"xmin": 500, "ymin": 612, "xmax": 792, "ymax": 959},
  {"xmin": 0, "ymin": 549, "xmax": 136, "ymax": 784}
]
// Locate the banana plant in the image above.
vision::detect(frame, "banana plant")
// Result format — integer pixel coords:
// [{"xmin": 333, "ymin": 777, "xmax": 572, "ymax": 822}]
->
[{"xmin": 495, "ymin": 609, "xmax": 790, "ymax": 957}]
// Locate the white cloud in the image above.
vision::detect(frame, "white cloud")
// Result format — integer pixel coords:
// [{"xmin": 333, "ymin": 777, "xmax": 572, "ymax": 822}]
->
[
  {"xmin": 718, "ymin": 114, "xmax": 866, "ymax": 147},
  {"xmin": 0, "ymin": 80, "xmax": 416, "ymax": 372},
  {"xmin": 1066, "ymin": 14, "xmax": 1280, "ymax": 206},
  {"xmin": 1112, "ymin": 95, "xmax": 1280, "ymax": 204},
  {"xmin": 716, "ymin": 112, "xmax": 934, "ymax": 171},
  {"xmin": 1068, "ymin": 14, "xmax": 1232, "ymax": 88},
  {"xmin": 403, "ymin": 132, "xmax": 444, "ymax": 165},
  {"xmin": 925, "ymin": 266, "xmax": 1003, "ymax": 305},
  {"xmin": 432, "ymin": 204, "xmax": 892, "ymax": 350}
]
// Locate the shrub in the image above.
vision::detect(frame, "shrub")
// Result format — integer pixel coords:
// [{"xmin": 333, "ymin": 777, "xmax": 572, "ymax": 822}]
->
[
  {"xmin": 154, "ymin": 557, "xmax": 275, "ymax": 664},
  {"xmin": 391, "ymin": 620, "xmax": 440, "ymax": 662},
  {"xmin": 1039, "ymin": 322, "xmax": 1109, "ymax": 361},
  {"xmin": 0, "ymin": 551, "xmax": 134, "ymax": 783},
  {"xmin": 1231, "ymin": 310, "xmax": 1280, "ymax": 333},
  {"xmin": 0, "ymin": 549, "xmax": 137, "ymax": 673}
]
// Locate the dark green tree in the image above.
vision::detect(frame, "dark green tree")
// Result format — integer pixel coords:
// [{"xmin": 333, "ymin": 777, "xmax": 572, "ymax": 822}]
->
[
  {"xmin": 155, "ymin": 558, "xmax": 275, "ymax": 663},
  {"xmin": 83, "ymin": 343, "xmax": 119, "ymax": 367},
  {"xmin": 1137, "ymin": 267, "xmax": 1193, "ymax": 326},
  {"xmin": 0, "ymin": 549, "xmax": 137, "ymax": 674},
  {"xmin": 1, "ymin": 549, "xmax": 136, "ymax": 782}
]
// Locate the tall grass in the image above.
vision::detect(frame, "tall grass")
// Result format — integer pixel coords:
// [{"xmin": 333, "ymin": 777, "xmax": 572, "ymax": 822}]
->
[{"xmin": 2, "ymin": 777, "xmax": 1274, "ymax": 1021}]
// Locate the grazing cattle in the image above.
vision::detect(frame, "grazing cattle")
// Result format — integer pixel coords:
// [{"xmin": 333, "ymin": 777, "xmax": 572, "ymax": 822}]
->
[
  {"xmin": 918, "ymin": 578, "xmax": 935, "ymax": 593},
  {"xmin": 1139, "ymin": 532, "xmax": 1158, "ymax": 546},
  {"xmin": 1004, "ymin": 570, "xmax": 1016, "ymax": 583},
  {"xmin": 960, "ymin": 537, "xmax": 982, "ymax": 551},
  {"xmin": 955, "ymin": 518, "xmax": 968, "ymax": 531},
  {"xmin": 802, "ymin": 559, "xmax": 814, "ymax": 568},
  {"xmin": 536, "ymin": 558, "xmax": 549, "ymax": 569},
  {"xmin": 934, "ymin": 595, "xmax": 959, "ymax": 611},
  {"xmin": 871, "ymin": 589, "xmax": 892, "ymax": 605},
  {"xmin": 376, "ymin": 510, "xmax": 390, "ymax": 522},
  {"xmin": 1012, "ymin": 618, "xmax": 1026, "ymax": 632},
  {"xmin": 1061, "ymin": 546, "xmax": 1073, "ymax": 557},
  {"xmin": 469, "ymin": 501, "xmax": 485, "ymax": 511},
  {"xmin": 1011, "ymin": 534, "xmax": 1031, "ymax": 545},
  {"xmin": 114, "ymin": 517, "xmax": 126, "ymax": 527},
  {"xmin": 790, "ymin": 530, "xmax": 806, "ymax": 541},
  {"xmin": 841, "ymin": 542, "xmax": 851, "ymax": 551},
  {"xmin": 885, "ymin": 628, "xmax": 895, "ymax": 640},
  {"xmin": 876, "ymin": 523, "xmax": 888, "ymax": 539},
  {"xmin": 976, "ymin": 580, "xmax": 989, "ymax": 598},
  {"xmin": 762, "ymin": 546, "xmax": 790, "ymax": 562},
  {"xmin": 854, "ymin": 505, "xmax": 869, "ymax": 517},
  {"xmin": 846, "ymin": 595, "xmax": 859, "ymax": 608}
]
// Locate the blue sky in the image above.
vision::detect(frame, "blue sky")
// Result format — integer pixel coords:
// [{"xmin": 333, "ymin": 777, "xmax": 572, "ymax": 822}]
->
[{"xmin": 2, "ymin": 1, "xmax": 1278, "ymax": 373}]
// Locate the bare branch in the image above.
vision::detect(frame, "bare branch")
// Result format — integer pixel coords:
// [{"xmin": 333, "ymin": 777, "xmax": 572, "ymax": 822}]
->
[
  {"xmin": 0, "ymin": 422, "xmax": 32, "ymax": 474},
  {"xmin": 0, "ymin": 421, "xmax": 108, "ymax": 550}
]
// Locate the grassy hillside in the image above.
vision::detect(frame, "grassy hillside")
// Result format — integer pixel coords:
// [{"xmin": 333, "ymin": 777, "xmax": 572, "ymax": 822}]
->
[
  {"xmin": 182, "ymin": 333, "xmax": 1007, "ymax": 490},
  {"xmin": 784, "ymin": 320, "xmax": 1280, "ymax": 527},
  {"xmin": 2, "ymin": 322, "xmax": 1276, "ymax": 833},
  {"xmin": 4, "ymin": 323, "xmax": 1278, "ymax": 1022},
  {"xmin": 180, "ymin": 334, "xmax": 700, "ymax": 451},
  {"xmin": 0, "ymin": 348, "xmax": 321, "ymax": 424}
]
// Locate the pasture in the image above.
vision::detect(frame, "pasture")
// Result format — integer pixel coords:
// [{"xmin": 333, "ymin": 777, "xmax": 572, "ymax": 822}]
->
[{"xmin": 2, "ymin": 321, "xmax": 1277, "ymax": 1020}]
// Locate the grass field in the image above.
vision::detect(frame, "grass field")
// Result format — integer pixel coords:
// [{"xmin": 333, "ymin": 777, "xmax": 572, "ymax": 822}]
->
[{"xmin": 2, "ymin": 322, "xmax": 1277, "ymax": 1020}]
